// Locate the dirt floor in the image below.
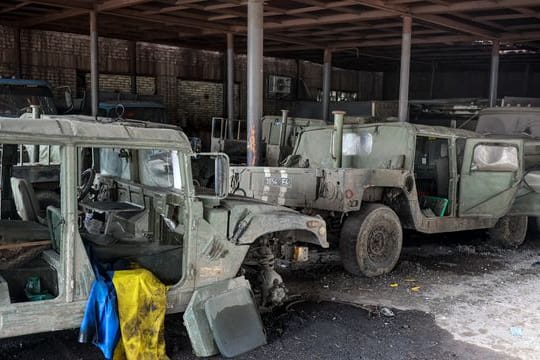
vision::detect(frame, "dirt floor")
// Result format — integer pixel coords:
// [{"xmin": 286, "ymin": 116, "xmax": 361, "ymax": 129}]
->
[
  {"xmin": 1, "ymin": 230, "xmax": 538, "ymax": 359},
  {"xmin": 285, "ymin": 230, "xmax": 540, "ymax": 360}
]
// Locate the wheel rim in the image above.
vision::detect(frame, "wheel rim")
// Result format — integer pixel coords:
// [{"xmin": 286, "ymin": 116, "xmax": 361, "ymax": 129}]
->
[{"xmin": 366, "ymin": 225, "xmax": 395, "ymax": 264}]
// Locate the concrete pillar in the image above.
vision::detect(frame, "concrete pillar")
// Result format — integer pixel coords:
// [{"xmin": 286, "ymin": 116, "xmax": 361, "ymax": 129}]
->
[
  {"xmin": 295, "ymin": 58, "xmax": 301, "ymax": 99},
  {"xmin": 246, "ymin": 0, "xmax": 264, "ymax": 166},
  {"xmin": 90, "ymin": 10, "xmax": 99, "ymax": 117},
  {"xmin": 14, "ymin": 27, "xmax": 21, "ymax": 78},
  {"xmin": 129, "ymin": 41, "xmax": 137, "ymax": 95},
  {"xmin": 488, "ymin": 40, "xmax": 500, "ymax": 107},
  {"xmin": 226, "ymin": 33, "xmax": 235, "ymax": 139},
  {"xmin": 322, "ymin": 48, "xmax": 332, "ymax": 122},
  {"xmin": 429, "ymin": 62, "xmax": 436, "ymax": 99},
  {"xmin": 398, "ymin": 16, "xmax": 412, "ymax": 122}
]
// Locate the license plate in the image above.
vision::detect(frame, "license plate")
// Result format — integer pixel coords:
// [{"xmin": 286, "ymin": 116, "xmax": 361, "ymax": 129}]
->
[{"xmin": 265, "ymin": 176, "xmax": 291, "ymax": 187}]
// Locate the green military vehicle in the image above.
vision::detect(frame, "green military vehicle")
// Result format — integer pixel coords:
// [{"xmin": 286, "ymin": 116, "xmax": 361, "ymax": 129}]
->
[
  {"xmin": 231, "ymin": 111, "xmax": 540, "ymax": 277},
  {"xmin": 0, "ymin": 115, "xmax": 328, "ymax": 357}
]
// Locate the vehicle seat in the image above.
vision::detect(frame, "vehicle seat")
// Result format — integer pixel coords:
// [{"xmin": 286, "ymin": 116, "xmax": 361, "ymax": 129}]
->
[
  {"xmin": 10, "ymin": 177, "xmax": 45, "ymax": 224},
  {"xmin": 46, "ymin": 206, "xmax": 63, "ymax": 253}
]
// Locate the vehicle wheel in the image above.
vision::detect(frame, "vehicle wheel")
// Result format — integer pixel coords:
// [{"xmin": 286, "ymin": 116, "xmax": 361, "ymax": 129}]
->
[
  {"xmin": 488, "ymin": 215, "xmax": 528, "ymax": 248},
  {"xmin": 35, "ymin": 190, "xmax": 60, "ymax": 211},
  {"xmin": 340, "ymin": 204, "xmax": 403, "ymax": 277}
]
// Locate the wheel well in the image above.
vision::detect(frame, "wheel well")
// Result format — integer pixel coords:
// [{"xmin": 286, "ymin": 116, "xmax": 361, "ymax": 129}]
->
[
  {"xmin": 258, "ymin": 229, "xmax": 322, "ymax": 247},
  {"xmin": 361, "ymin": 186, "xmax": 413, "ymax": 226}
]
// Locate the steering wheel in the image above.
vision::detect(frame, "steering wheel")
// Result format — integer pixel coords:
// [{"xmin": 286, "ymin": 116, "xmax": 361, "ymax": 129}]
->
[{"xmin": 78, "ymin": 168, "xmax": 96, "ymax": 202}]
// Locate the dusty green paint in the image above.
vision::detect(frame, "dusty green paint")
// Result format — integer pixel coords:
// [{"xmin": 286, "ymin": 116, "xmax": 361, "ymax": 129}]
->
[
  {"xmin": 231, "ymin": 122, "xmax": 529, "ymax": 237},
  {"xmin": 0, "ymin": 115, "xmax": 327, "ymax": 357},
  {"xmin": 476, "ymin": 107, "xmax": 540, "ymax": 216},
  {"xmin": 211, "ymin": 116, "xmax": 326, "ymax": 166}
]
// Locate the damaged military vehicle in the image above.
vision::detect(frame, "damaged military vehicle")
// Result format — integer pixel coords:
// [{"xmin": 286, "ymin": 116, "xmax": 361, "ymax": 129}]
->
[
  {"xmin": 231, "ymin": 111, "xmax": 540, "ymax": 278},
  {"xmin": 0, "ymin": 115, "xmax": 328, "ymax": 358}
]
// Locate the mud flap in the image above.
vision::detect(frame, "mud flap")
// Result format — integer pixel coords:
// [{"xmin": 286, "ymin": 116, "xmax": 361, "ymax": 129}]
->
[{"xmin": 183, "ymin": 277, "xmax": 266, "ymax": 358}]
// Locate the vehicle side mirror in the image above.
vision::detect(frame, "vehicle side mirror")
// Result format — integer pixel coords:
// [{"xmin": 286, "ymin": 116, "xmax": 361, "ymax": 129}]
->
[
  {"xmin": 191, "ymin": 152, "xmax": 230, "ymax": 199},
  {"xmin": 524, "ymin": 171, "xmax": 540, "ymax": 193}
]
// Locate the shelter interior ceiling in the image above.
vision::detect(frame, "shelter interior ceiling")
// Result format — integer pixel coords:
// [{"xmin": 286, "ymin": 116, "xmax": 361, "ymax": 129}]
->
[{"xmin": 1, "ymin": 0, "xmax": 540, "ymax": 70}]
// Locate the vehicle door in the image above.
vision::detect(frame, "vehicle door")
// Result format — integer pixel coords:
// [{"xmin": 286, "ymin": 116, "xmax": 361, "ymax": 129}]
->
[
  {"xmin": 507, "ymin": 139, "xmax": 540, "ymax": 216},
  {"xmin": 458, "ymin": 138, "xmax": 522, "ymax": 217}
]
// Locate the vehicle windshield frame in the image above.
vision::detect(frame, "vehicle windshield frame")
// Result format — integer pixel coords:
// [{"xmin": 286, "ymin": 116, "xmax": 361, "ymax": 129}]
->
[{"xmin": 90, "ymin": 146, "xmax": 185, "ymax": 191}]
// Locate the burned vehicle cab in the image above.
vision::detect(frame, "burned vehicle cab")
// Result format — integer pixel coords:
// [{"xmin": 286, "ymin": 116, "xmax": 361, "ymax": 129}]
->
[
  {"xmin": 0, "ymin": 115, "xmax": 327, "ymax": 358},
  {"xmin": 231, "ymin": 121, "xmax": 527, "ymax": 278},
  {"xmin": 0, "ymin": 79, "xmax": 57, "ymax": 118}
]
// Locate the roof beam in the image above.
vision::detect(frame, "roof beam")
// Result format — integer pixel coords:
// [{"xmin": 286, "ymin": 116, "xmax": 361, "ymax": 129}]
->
[
  {"xmin": 96, "ymin": 0, "xmax": 155, "ymax": 12},
  {"xmin": 21, "ymin": 7, "xmax": 88, "ymax": 27},
  {"xmin": 265, "ymin": 34, "xmax": 480, "ymax": 52},
  {"xmin": 22, "ymin": 0, "xmax": 157, "ymax": 26},
  {"xmin": 265, "ymin": 34, "xmax": 325, "ymax": 48},
  {"xmin": 515, "ymin": 7, "xmax": 540, "ymax": 21},
  {"xmin": 351, "ymin": 0, "xmax": 497, "ymax": 38},
  {"xmin": 109, "ymin": 9, "xmax": 234, "ymax": 33},
  {"xmin": 0, "ymin": 2, "xmax": 30, "ymax": 15},
  {"xmin": 142, "ymin": 5, "xmax": 190, "ymax": 15},
  {"xmin": 411, "ymin": 0, "xmax": 540, "ymax": 15},
  {"xmin": 416, "ymin": 14, "xmax": 496, "ymax": 38},
  {"xmin": 26, "ymin": 0, "xmax": 93, "ymax": 10},
  {"xmin": 259, "ymin": 0, "xmax": 540, "ymax": 32}
]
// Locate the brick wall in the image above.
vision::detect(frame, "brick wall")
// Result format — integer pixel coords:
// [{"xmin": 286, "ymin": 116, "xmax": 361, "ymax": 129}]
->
[
  {"xmin": 177, "ymin": 80, "xmax": 224, "ymax": 130},
  {"xmin": 83, "ymin": 73, "xmax": 156, "ymax": 95},
  {"xmin": 0, "ymin": 25, "xmax": 379, "ymax": 133},
  {"xmin": 176, "ymin": 80, "xmax": 241, "ymax": 146}
]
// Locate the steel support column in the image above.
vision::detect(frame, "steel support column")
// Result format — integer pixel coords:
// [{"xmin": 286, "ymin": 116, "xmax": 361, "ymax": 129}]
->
[
  {"xmin": 129, "ymin": 41, "xmax": 137, "ymax": 95},
  {"xmin": 246, "ymin": 0, "xmax": 264, "ymax": 166},
  {"xmin": 398, "ymin": 16, "xmax": 412, "ymax": 122},
  {"xmin": 14, "ymin": 27, "xmax": 21, "ymax": 78},
  {"xmin": 226, "ymin": 33, "xmax": 235, "ymax": 139},
  {"xmin": 322, "ymin": 48, "xmax": 332, "ymax": 123},
  {"xmin": 429, "ymin": 62, "xmax": 436, "ymax": 99},
  {"xmin": 90, "ymin": 10, "xmax": 99, "ymax": 117},
  {"xmin": 488, "ymin": 40, "xmax": 500, "ymax": 107}
]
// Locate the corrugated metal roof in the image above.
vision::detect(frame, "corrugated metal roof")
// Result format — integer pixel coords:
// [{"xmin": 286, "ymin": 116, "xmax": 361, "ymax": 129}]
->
[{"xmin": 1, "ymin": 1, "xmax": 539, "ymax": 70}]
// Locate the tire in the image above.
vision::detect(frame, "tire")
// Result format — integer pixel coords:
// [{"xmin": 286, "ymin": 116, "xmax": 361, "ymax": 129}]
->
[
  {"xmin": 488, "ymin": 215, "xmax": 528, "ymax": 248},
  {"xmin": 340, "ymin": 203, "xmax": 403, "ymax": 277},
  {"xmin": 35, "ymin": 190, "xmax": 60, "ymax": 211}
]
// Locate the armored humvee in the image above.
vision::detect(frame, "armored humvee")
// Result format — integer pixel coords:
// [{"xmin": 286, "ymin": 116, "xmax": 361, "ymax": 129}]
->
[
  {"xmin": 0, "ymin": 115, "xmax": 328, "ymax": 357},
  {"xmin": 231, "ymin": 112, "xmax": 540, "ymax": 277}
]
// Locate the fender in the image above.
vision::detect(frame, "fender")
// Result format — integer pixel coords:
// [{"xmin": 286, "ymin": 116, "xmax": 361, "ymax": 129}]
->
[{"xmin": 230, "ymin": 209, "xmax": 328, "ymax": 248}]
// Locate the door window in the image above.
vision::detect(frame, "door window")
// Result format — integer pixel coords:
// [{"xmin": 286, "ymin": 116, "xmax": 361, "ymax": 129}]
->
[{"xmin": 472, "ymin": 145, "xmax": 518, "ymax": 172}]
